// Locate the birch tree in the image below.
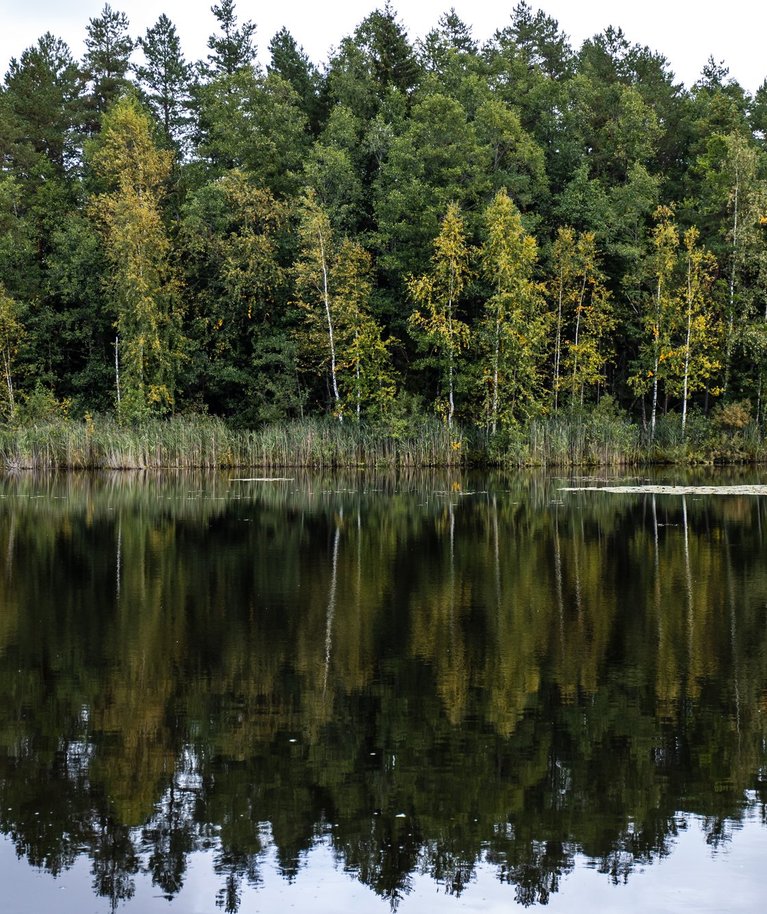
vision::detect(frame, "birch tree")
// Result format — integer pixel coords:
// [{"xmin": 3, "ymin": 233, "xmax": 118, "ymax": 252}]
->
[
  {"xmin": 90, "ymin": 94, "xmax": 184, "ymax": 421},
  {"xmin": 671, "ymin": 228, "xmax": 721, "ymax": 436},
  {"xmin": 0, "ymin": 286, "xmax": 22, "ymax": 420},
  {"xmin": 294, "ymin": 193, "xmax": 394, "ymax": 419},
  {"xmin": 294, "ymin": 192, "xmax": 342, "ymax": 418},
  {"xmin": 630, "ymin": 206, "xmax": 679, "ymax": 441},
  {"xmin": 333, "ymin": 240, "xmax": 396, "ymax": 420},
  {"xmin": 478, "ymin": 189, "xmax": 545, "ymax": 430},
  {"xmin": 407, "ymin": 203, "xmax": 471, "ymax": 428},
  {"xmin": 553, "ymin": 229, "xmax": 613, "ymax": 410}
]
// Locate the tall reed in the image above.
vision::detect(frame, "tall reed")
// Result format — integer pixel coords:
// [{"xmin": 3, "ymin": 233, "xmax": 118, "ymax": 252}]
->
[
  {"xmin": 0, "ymin": 416, "xmax": 465, "ymax": 470},
  {"xmin": 0, "ymin": 412, "xmax": 763, "ymax": 470}
]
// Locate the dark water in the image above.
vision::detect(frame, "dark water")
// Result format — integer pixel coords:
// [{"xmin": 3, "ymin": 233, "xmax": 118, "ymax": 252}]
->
[{"xmin": 1, "ymin": 469, "xmax": 766, "ymax": 913}]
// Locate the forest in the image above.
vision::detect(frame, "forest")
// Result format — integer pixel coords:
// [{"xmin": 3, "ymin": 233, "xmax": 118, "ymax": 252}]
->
[{"xmin": 3, "ymin": 1, "xmax": 767, "ymax": 464}]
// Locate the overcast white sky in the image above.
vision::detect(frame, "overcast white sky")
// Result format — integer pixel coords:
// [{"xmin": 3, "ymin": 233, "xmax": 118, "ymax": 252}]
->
[{"xmin": 1, "ymin": 0, "xmax": 766, "ymax": 92}]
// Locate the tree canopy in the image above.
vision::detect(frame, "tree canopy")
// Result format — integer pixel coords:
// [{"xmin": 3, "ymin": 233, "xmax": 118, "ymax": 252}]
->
[{"xmin": 2, "ymin": 3, "xmax": 767, "ymax": 434}]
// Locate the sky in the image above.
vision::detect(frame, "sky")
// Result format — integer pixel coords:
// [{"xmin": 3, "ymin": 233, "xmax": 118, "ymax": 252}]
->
[{"xmin": 1, "ymin": 0, "xmax": 766, "ymax": 93}]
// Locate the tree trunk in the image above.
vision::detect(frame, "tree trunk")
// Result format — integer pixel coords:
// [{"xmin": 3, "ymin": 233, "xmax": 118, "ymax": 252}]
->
[
  {"xmin": 318, "ymin": 228, "xmax": 342, "ymax": 420},
  {"xmin": 114, "ymin": 335, "xmax": 121, "ymax": 408}
]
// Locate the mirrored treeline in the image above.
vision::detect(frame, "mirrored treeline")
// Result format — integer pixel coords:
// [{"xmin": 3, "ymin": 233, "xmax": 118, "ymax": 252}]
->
[{"xmin": 0, "ymin": 470, "xmax": 766, "ymax": 911}]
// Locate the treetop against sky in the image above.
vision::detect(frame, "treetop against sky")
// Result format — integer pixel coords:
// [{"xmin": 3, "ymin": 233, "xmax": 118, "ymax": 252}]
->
[{"xmin": 3, "ymin": 0, "xmax": 767, "ymax": 93}]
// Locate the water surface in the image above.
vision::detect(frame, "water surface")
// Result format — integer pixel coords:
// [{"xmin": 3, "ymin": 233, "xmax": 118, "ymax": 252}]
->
[{"xmin": 0, "ymin": 469, "xmax": 766, "ymax": 912}]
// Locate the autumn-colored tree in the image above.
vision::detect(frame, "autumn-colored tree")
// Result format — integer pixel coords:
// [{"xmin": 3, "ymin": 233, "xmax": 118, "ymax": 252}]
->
[
  {"xmin": 631, "ymin": 212, "xmax": 722, "ymax": 438},
  {"xmin": 670, "ymin": 228, "xmax": 721, "ymax": 436},
  {"xmin": 549, "ymin": 227, "xmax": 614, "ymax": 411},
  {"xmin": 630, "ymin": 206, "xmax": 679, "ymax": 440},
  {"xmin": 294, "ymin": 193, "xmax": 394, "ymax": 420},
  {"xmin": 293, "ymin": 193, "xmax": 342, "ymax": 418},
  {"xmin": 479, "ymin": 190, "xmax": 546, "ymax": 430},
  {"xmin": 696, "ymin": 131, "xmax": 767, "ymax": 393},
  {"xmin": 0, "ymin": 285, "xmax": 23, "ymax": 420},
  {"xmin": 90, "ymin": 94, "xmax": 183, "ymax": 421},
  {"xmin": 333, "ymin": 240, "xmax": 396, "ymax": 419},
  {"xmin": 408, "ymin": 203, "xmax": 471, "ymax": 428}
]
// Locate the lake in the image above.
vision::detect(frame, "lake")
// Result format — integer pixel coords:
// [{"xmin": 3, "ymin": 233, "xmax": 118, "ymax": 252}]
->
[{"xmin": 0, "ymin": 469, "xmax": 766, "ymax": 913}]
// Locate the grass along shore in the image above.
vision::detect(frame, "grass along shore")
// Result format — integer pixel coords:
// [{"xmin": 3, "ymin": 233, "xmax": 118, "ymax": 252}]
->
[{"xmin": 0, "ymin": 410, "xmax": 764, "ymax": 470}]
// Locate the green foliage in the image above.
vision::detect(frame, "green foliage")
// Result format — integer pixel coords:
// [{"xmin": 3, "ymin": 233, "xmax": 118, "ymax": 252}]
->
[
  {"xmin": 267, "ymin": 28, "xmax": 323, "ymax": 130},
  {"xmin": 549, "ymin": 226, "xmax": 614, "ymax": 410},
  {"xmin": 478, "ymin": 189, "xmax": 547, "ymax": 429},
  {"xmin": 205, "ymin": 0, "xmax": 257, "ymax": 77},
  {"xmin": 194, "ymin": 70, "xmax": 310, "ymax": 194},
  {"xmin": 0, "ymin": 285, "xmax": 23, "ymax": 421},
  {"xmin": 3, "ymin": 32, "xmax": 81, "ymax": 174},
  {"xmin": 135, "ymin": 15, "xmax": 192, "ymax": 149},
  {"xmin": 293, "ymin": 193, "xmax": 396, "ymax": 420},
  {"xmin": 179, "ymin": 169, "xmax": 295, "ymax": 422},
  {"xmin": 373, "ymin": 92, "xmax": 483, "ymax": 278},
  {"xmin": 82, "ymin": 3, "xmax": 135, "ymax": 125},
  {"xmin": 1, "ymin": 4, "xmax": 767, "ymax": 453}
]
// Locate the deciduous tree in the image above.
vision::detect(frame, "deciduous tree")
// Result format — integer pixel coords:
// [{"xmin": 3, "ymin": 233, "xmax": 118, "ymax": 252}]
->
[
  {"xmin": 479, "ymin": 189, "xmax": 546, "ymax": 430},
  {"xmin": 408, "ymin": 203, "xmax": 471, "ymax": 427},
  {"xmin": 90, "ymin": 95, "xmax": 183, "ymax": 420},
  {"xmin": 549, "ymin": 227, "xmax": 613, "ymax": 411}
]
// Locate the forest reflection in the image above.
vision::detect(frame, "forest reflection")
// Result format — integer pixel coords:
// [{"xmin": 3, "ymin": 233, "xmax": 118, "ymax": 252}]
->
[{"xmin": 0, "ymin": 470, "xmax": 766, "ymax": 911}]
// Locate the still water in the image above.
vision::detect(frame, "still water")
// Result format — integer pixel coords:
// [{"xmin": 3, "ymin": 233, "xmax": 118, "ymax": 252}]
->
[{"xmin": 0, "ymin": 469, "xmax": 766, "ymax": 913}]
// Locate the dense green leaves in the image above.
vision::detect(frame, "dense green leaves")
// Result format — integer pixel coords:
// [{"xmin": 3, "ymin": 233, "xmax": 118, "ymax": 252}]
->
[
  {"xmin": 82, "ymin": 3, "xmax": 134, "ymax": 126},
  {"xmin": 135, "ymin": 15, "xmax": 192, "ymax": 150},
  {"xmin": 2, "ymin": 3, "xmax": 767, "ymax": 434}
]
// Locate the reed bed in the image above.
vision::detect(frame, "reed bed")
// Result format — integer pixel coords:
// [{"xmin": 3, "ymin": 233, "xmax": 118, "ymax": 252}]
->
[
  {"xmin": 0, "ymin": 413, "xmax": 763, "ymax": 470},
  {"xmin": 522, "ymin": 413, "xmax": 642, "ymax": 466},
  {"xmin": 0, "ymin": 416, "xmax": 465, "ymax": 470}
]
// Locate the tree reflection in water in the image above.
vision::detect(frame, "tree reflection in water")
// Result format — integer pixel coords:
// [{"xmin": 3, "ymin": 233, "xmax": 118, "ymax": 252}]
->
[{"xmin": 0, "ymin": 470, "xmax": 766, "ymax": 910}]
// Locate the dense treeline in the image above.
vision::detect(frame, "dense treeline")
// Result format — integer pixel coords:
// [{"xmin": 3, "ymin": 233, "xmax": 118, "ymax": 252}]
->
[{"xmin": 3, "ymin": 1, "xmax": 767, "ymax": 453}]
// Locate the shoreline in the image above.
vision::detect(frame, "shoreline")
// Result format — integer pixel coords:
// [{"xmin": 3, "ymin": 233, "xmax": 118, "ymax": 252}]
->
[{"xmin": 0, "ymin": 414, "xmax": 764, "ymax": 470}]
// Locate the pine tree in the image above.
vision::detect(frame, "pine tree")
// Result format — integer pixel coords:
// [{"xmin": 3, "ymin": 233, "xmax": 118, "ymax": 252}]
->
[
  {"xmin": 82, "ymin": 4, "xmax": 134, "ymax": 127},
  {"xmin": 267, "ymin": 28, "xmax": 322, "ymax": 131},
  {"xmin": 205, "ymin": 0, "xmax": 257, "ymax": 77},
  {"xmin": 135, "ymin": 15, "xmax": 192, "ymax": 150},
  {"xmin": 353, "ymin": 4, "xmax": 420, "ymax": 97},
  {"xmin": 3, "ymin": 33, "xmax": 81, "ymax": 175}
]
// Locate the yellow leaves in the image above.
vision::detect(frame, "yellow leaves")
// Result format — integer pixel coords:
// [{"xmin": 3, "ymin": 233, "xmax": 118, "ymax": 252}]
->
[
  {"xmin": 408, "ymin": 205, "xmax": 472, "ymax": 359},
  {"xmin": 91, "ymin": 95, "xmax": 173, "ymax": 197},
  {"xmin": 293, "ymin": 195, "xmax": 396, "ymax": 417},
  {"xmin": 88, "ymin": 95, "xmax": 183, "ymax": 421},
  {"xmin": 482, "ymin": 189, "xmax": 537, "ymax": 288}
]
